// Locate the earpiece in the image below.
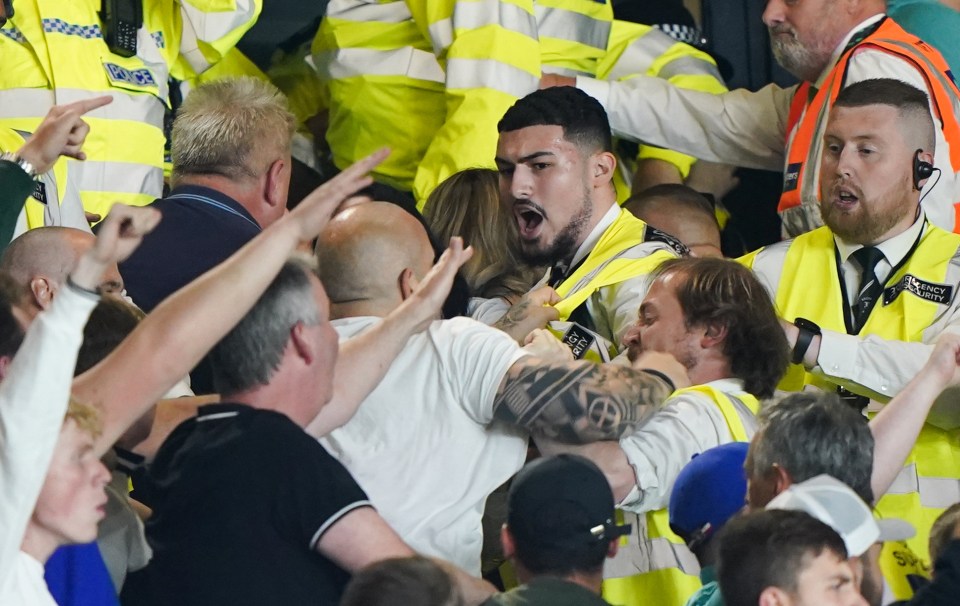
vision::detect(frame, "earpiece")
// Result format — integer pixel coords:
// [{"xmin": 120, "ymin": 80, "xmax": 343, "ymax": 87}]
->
[{"xmin": 913, "ymin": 149, "xmax": 934, "ymax": 191}]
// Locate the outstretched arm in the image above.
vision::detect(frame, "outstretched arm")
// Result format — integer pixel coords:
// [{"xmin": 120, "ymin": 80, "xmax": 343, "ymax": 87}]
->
[
  {"xmin": 305, "ymin": 238, "xmax": 474, "ymax": 437},
  {"xmin": 870, "ymin": 334, "xmax": 960, "ymax": 500},
  {"xmin": 74, "ymin": 149, "xmax": 390, "ymax": 456},
  {"xmin": 492, "ymin": 351, "xmax": 689, "ymax": 443}
]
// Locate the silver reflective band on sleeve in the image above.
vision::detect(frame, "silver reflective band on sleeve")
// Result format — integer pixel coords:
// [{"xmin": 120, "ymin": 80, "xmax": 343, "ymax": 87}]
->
[
  {"xmin": 73, "ymin": 161, "xmax": 165, "ymax": 197},
  {"xmin": 325, "ymin": 0, "xmax": 413, "ymax": 23},
  {"xmin": 429, "ymin": 0, "xmax": 537, "ymax": 55},
  {"xmin": 882, "ymin": 463, "xmax": 960, "ymax": 510},
  {"xmin": 0, "ymin": 88, "xmax": 166, "ymax": 123},
  {"xmin": 606, "ymin": 29, "xmax": 677, "ymax": 80},
  {"xmin": 656, "ymin": 56, "xmax": 723, "ymax": 82},
  {"xmin": 603, "ymin": 510, "xmax": 700, "ymax": 579},
  {"xmin": 317, "ymin": 47, "xmax": 446, "ymax": 83},
  {"xmin": 562, "ymin": 241, "xmax": 666, "ymax": 299},
  {"xmin": 446, "ymin": 58, "xmax": 538, "ymax": 97},
  {"xmin": 179, "ymin": 0, "xmax": 259, "ymax": 42},
  {"xmin": 535, "ymin": 5, "xmax": 610, "ymax": 50}
]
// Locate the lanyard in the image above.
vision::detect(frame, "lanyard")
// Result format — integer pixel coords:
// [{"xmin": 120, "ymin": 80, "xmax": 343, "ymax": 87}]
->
[
  {"xmin": 165, "ymin": 192, "xmax": 261, "ymax": 232},
  {"xmin": 833, "ymin": 222, "xmax": 926, "ymax": 335}
]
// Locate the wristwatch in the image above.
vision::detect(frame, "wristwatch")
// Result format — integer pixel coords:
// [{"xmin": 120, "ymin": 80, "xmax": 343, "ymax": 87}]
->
[
  {"xmin": 0, "ymin": 152, "xmax": 39, "ymax": 180},
  {"xmin": 791, "ymin": 317, "xmax": 821, "ymax": 365}
]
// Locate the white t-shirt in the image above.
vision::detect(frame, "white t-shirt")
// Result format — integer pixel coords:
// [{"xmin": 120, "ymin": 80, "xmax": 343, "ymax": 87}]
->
[
  {"xmin": 0, "ymin": 552, "xmax": 58, "ymax": 606},
  {"xmin": 322, "ymin": 316, "xmax": 529, "ymax": 574}
]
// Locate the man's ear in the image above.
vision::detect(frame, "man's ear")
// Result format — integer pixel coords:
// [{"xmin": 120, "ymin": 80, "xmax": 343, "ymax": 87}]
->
[
  {"xmin": 772, "ymin": 463, "xmax": 793, "ymax": 494},
  {"xmin": 264, "ymin": 157, "xmax": 287, "ymax": 209},
  {"xmin": 701, "ymin": 321, "xmax": 729, "ymax": 349},
  {"xmin": 0, "ymin": 355, "xmax": 11, "ymax": 382},
  {"xmin": 29, "ymin": 276, "xmax": 55, "ymax": 310},
  {"xmin": 290, "ymin": 322, "xmax": 315, "ymax": 365},
  {"xmin": 759, "ymin": 586, "xmax": 790, "ymax": 606},
  {"xmin": 501, "ymin": 525, "xmax": 516, "ymax": 559},
  {"xmin": 399, "ymin": 267, "xmax": 419, "ymax": 301},
  {"xmin": 591, "ymin": 151, "xmax": 617, "ymax": 188}
]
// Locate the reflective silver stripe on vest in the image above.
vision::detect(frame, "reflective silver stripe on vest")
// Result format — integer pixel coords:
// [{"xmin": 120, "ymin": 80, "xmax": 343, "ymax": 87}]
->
[
  {"xmin": 0, "ymin": 87, "xmax": 166, "ymax": 123},
  {"xmin": 72, "ymin": 160, "xmax": 164, "ymax": 197},
  {"xmin": 535, "ymin": 5, "xmax": 610, "ymax": 50},
  {"xmin": 657, "ymin": 56, "xmax": 723, "ymax": 82},
  {"xmin": 562, "ymin": 241, "xmax": 665, "ymax": 300},
  {"xmin": 446, "ymin": 57, "xmax": 537, "ymax": 97},
  {"xmin": 180, "ymin": 0, "xmax": 259, "ymax": 42},
  {"xmin": 317, "ymin": 47, "xmax": 446, "ymax": 83},
  {"xmin": 542, "ymin": 65, "xmax": 593, "ymax": 78},
  {"xmin": 603, "ymin": 510, "xmax": 701, "ymax": 579},
  {"xmin": 325, "ymin": 0, "xmax": 413, "ymax": 23},
  {"xmin": 606, "ymin": 29, "xmax": 676, "ymax": 80},
  {"xmin": 883, "ymin": 463, "xmax": 960, "ymax": 509},
  {"xmin": 429, "ymin": 0, "xmax": 537, "ymax": 54}
]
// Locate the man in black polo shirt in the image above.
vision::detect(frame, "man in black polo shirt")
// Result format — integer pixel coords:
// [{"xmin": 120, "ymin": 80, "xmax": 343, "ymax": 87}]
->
[{"xmin": 122, "ymin": 249, "xmax": 490, "ymax": 605}]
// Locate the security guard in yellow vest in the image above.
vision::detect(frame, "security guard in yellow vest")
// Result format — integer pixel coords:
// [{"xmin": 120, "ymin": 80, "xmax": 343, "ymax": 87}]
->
[
  {"xmin": 314, "ymin": 0, "xmax": 726, "ymax": 208},
  {"xmin": 740, "ymin": 79, "xmax": 960, "ymax": 584},
  {"xmin": 0, "ymin": 0, "xmax": 262, "ymax": 219},
  {"xmin": 495, "ymin": 86, "xmax": 683, "ymax": 352},
  {"xmin": 535, "ymin": 256, "xmax": 790, "ymax": 606}
]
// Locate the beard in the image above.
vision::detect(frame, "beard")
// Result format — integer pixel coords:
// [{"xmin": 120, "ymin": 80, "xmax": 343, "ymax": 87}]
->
[
  {"xmin": 820, "ymin": 180, "xmax": 913, "ymax": 244},
  {"xmin": 519, "ymin": 189, "xmax": 593, "ymax": 267},
  {"xmin": 769, "ymin": 26, "xmax": 833, "ymax": 82}
]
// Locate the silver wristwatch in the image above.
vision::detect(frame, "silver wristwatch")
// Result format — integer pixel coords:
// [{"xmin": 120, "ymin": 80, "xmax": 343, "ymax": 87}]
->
[{"xmin": 0, "ymin": 152, "xmax": 39, "ymax": 179}]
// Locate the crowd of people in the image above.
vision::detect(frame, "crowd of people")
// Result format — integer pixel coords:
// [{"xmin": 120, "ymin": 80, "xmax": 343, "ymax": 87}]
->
[{"xmin": 2, "ymin": 0, "xmax": 960, "ymax": 605}]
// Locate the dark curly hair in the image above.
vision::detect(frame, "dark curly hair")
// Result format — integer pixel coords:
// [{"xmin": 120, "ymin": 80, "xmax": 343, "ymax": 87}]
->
[{"xmin": 497, "ymin": 86, "xmax": 613, "ymax": 154}]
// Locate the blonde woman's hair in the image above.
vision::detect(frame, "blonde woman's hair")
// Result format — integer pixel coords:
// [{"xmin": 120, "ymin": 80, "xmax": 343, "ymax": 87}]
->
[{"xmin": 423, "ymin": 169, "xmax": 540, "ymax": 301}]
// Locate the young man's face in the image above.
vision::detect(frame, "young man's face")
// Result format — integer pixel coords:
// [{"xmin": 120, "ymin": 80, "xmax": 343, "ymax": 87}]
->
[
  {"xmin": 622, "ymin": 272, "xmax": 700, "ymax": 370},
  {"xmin": 819, "ymin": 104, "xmax": 918, "ymax": 245},
  {"xmin": 785, "ymin": 550, "xmax": 867, "ymax": 606},
  {"xmin": 32, "ymin": 420, "xmax": 110, "ymax": 546},
  {"xmin": 496, "ymin": 125, "xmax": 596, "ymax": 267}
]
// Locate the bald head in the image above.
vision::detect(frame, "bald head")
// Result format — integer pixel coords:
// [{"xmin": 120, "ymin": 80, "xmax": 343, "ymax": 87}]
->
[
  {"xmin": 626, "ymin": 186, "xmax": 722, "ymax": 258},
  {"xmin": 316, "ymin": 202, "xmax": 435, "ymax": 317},
  {"xmin": 0, "ymin": 227, "xmax": 123, "ymax": 317}
]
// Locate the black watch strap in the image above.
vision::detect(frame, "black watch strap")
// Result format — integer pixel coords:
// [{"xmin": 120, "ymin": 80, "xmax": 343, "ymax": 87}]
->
[{"xmin": 791, "ymin": 317, "xmax": 821, "ymax": 365}]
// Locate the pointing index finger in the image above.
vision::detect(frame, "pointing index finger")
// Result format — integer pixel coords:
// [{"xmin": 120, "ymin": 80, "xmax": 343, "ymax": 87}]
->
[{"xmin": 68, "ymin": 95, "xmax": 114, "ymax": 115}]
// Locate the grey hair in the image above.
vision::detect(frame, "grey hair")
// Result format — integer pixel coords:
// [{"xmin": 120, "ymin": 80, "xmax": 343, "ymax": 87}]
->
[
  {"xmin": 209, "ymin": 255, "xmax": 321, "ymax": 394},
  {"xmin": 171, "ymin": 76, "xmax": 296, "ymax": 183},
  {"xmin": 750, "ymin": 392, "xmax": 875, "ymax": 504}
]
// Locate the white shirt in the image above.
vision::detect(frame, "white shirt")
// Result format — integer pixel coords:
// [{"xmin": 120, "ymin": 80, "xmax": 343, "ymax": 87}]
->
[
  {"xmin": 2, "ymin": 552, "xmax": 58, "ymax": 606},
  {"xmin": 616, "ymin": 379, "xmax": 757, "ymax": 514},
  {"xmin": 0, "ymin": 286, "xmax": 97, "ymax": 603},
  {"xmin": 321, "ymin": 316, "xmax": 529, "ymax": 575},
  {"xmin": 576, "ymin": 14, "xmax": 960, "ymax": 236}
]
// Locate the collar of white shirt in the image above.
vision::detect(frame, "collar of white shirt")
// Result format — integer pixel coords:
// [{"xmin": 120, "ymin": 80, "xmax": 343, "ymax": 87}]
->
[
  {"xmin": 566, "ymin": 204, "xmax": 622, "ymax": 270},
  {"xmin": 814, "ymin": 13, "xmax": 886, "ymax": 88},
  {"xmin": 833, "ymin": 212, "xmax": 925, "ymax": 268}
]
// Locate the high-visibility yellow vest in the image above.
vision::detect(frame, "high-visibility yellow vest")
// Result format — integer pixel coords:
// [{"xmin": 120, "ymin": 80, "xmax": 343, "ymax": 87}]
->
[
  {"xmin": 314, "ymin": 0, "xmax": 541, "ymax": 205},
  {"xmin": 0, "ymin": 127, "xmax": 73, "ymax": 232},
  {"xmin": 602, "ymin": 384, "xmax": 759, "ymax": 606},
  {"xmin": 0, "ymin": 0, "xmax": 262, "ymax": 219},
  {"xmin": 739, "ymin": 225, "xmax": 960, "ymax": 595},
  {"xmin": 552, "ymin": 209, "xmax": 678, "ymax": 346}
]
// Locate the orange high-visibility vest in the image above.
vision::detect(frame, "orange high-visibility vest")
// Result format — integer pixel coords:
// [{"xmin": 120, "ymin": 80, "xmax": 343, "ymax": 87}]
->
[{"xmin": 779, "ymin": 18, "xmax": 960, "ymax": 227}]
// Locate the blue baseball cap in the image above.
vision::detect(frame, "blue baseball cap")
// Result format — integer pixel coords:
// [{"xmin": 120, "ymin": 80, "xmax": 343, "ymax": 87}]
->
[{"xmin": 668, "ymin": 442, "xmax": 749, "ymax": 549}]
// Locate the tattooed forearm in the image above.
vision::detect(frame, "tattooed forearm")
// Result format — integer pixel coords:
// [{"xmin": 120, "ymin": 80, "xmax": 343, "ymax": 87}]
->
[
  {"xmin": 494, "ymin": 299, "xmax": 531, "ymax": 332},
  {"xmin": 492, "ymin": 359, "xmax": 673, "ymax": 443}
]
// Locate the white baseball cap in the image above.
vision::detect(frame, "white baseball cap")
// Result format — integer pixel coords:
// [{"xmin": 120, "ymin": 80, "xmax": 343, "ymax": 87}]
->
[{"xmin": 766, "ymin": 474, "xmax": 914, "ymax": 557}]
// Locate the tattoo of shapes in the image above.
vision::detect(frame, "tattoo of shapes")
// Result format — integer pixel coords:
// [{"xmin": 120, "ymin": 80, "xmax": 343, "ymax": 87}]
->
[{"xmin": 493, "ymin": 361, "xmax": 672, "ymax": 443}]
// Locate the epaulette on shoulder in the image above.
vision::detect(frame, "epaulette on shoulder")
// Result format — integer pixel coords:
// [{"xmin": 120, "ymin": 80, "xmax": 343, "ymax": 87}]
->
[{"xmin": 644, "ymin": 225, "xmax": 690, "ymax": 257}]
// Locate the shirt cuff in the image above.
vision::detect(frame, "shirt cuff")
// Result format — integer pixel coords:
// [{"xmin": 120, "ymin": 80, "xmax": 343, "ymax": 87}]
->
[
  {"xmin": 814, "ymin": 329, "xmax": 889, "ymax": 397},
  {"xmin": 576, "ymin": 76, "xmax": 611, "ymax": 110}
]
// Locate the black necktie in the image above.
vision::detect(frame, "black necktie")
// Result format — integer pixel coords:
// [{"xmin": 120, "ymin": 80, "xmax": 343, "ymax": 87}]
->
[{"xmin": 850, "ymin": 246, "xmax": 885, "ymax": 332}]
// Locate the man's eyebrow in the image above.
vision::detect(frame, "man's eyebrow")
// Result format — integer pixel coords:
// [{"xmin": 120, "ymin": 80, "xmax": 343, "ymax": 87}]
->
[{"xmin": 518, "ymin": 151, "xmax": 555, "ymax": 163}]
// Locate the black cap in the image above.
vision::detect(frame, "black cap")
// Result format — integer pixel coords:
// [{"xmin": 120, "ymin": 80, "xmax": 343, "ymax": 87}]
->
[{"xmin": 507, "ymin": 455, "xmax": 631, "ymax": 553}]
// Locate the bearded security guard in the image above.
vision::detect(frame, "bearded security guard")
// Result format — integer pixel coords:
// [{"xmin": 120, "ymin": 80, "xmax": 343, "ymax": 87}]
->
[
  {"xmin": 0, "ymin": 0, "xmax": 262, "ymax": 219},
  {"xmin": 740, "ymin": 79, "xmax": 960, "ymax": 597}
]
